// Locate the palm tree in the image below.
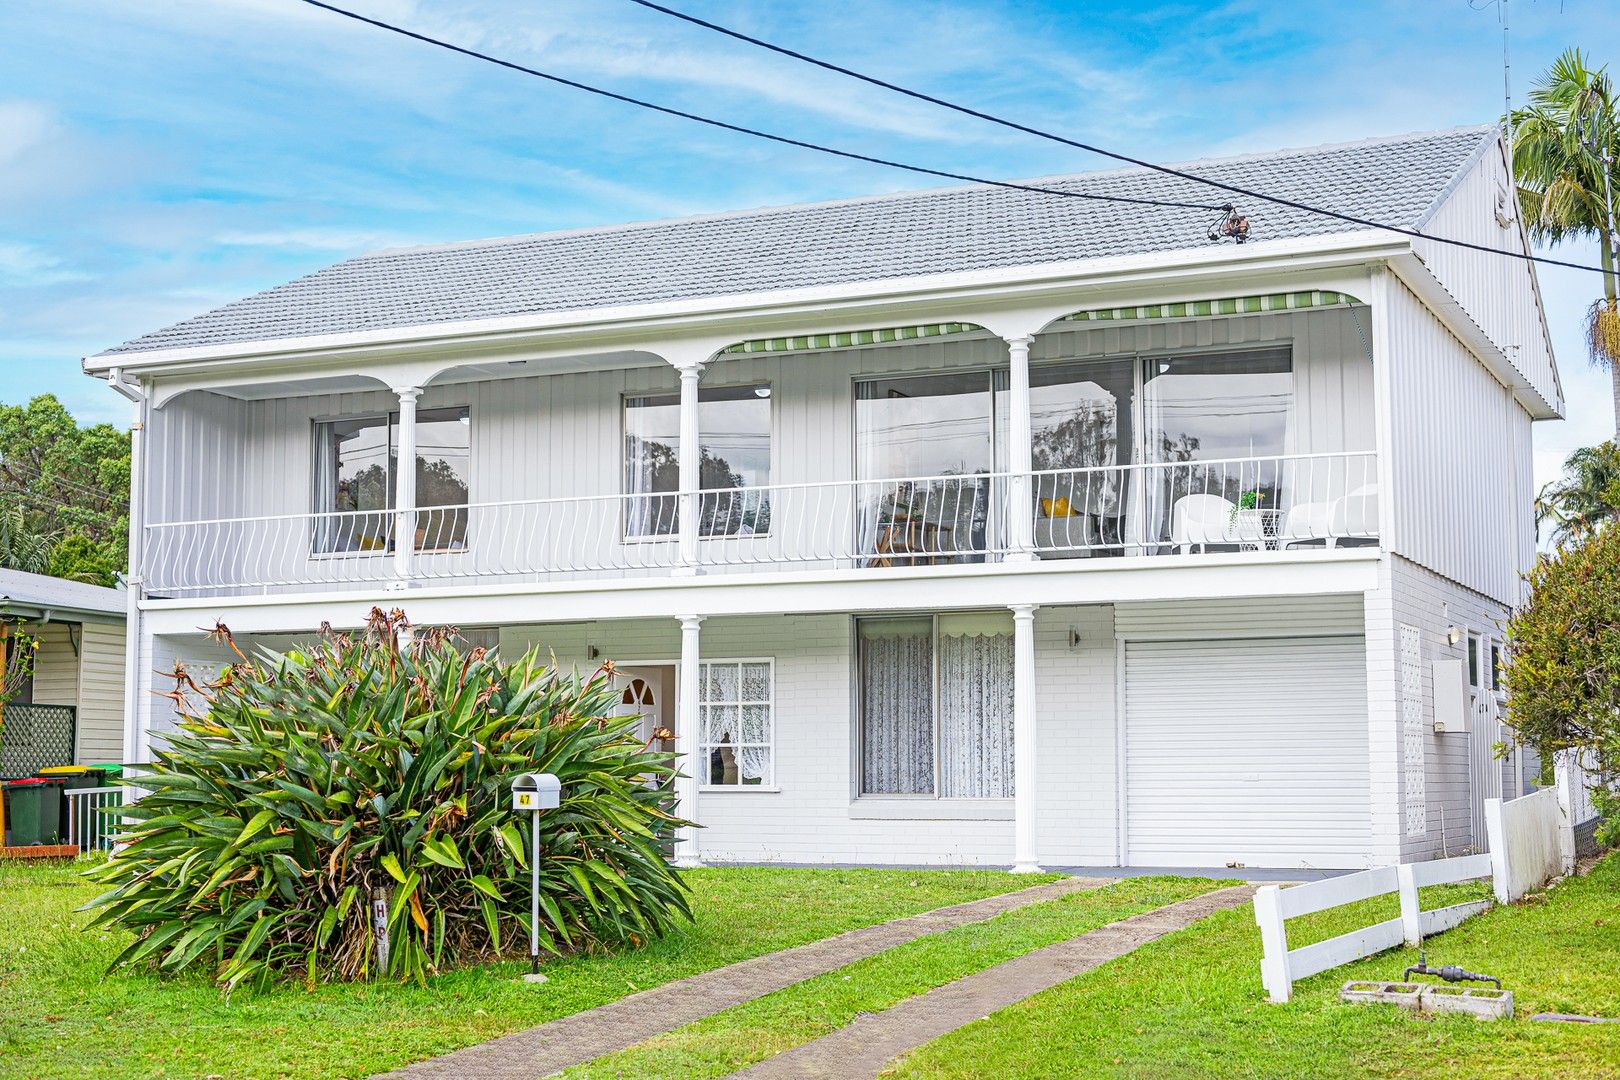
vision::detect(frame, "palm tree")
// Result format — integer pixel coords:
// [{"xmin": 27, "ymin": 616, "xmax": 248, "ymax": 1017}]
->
[
  {"xmin": 0, "ymin": 503, "xmax": 54, "ymax": 576},
  {"xmin": 1535, "ymin": 441, "xmax": 1620, "ymax": 548},
  {"xmin": 1509, "ymin": 48, "xmax": 1620, "ymax": 435}
]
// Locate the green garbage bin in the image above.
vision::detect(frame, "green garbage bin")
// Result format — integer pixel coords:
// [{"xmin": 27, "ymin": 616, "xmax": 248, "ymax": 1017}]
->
[
  {"xmin": 87, "ymin": 763, "xmax": 124, "ymax": 783},
  {"xmin": 3, "ymin": 778, "xmax": 63, "ymax": 846},
  {"xmin": 38, "ymin": 766, "xmax": 98, "ymax": 844}
]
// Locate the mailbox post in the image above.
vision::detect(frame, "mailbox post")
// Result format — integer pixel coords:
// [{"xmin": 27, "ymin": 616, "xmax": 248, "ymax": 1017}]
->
[{"xmin": 510, "ymin": 772, "xmax": 561, "ymax": 980}]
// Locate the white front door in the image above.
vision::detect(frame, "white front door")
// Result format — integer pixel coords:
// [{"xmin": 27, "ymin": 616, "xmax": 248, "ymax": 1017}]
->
[
  {"xmin": 1123, "ymin": 635, "xmax": 1371, "ymax": 869},
  {"xmin": 612, "ymin": 667, "xmax": 671, "ymax": 743}
]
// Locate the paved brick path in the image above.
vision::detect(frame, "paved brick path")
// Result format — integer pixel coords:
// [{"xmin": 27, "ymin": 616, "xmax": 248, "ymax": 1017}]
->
[
  {"xmin": 730, "ymin": 884, "xmax": 1257, "ymax": 1080},
  {"xmin": 379, "ymin": 876, "xmax": 1108, "ymax": 1079}
]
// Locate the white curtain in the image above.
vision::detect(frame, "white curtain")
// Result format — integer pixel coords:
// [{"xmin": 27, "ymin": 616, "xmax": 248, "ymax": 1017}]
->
[
  {"xmin": 860, "ymin": 626, "xmax": 935, "ymax": 794},
  {"xmin": 937, "ymin": 632, "xmax": 1015, "ymax": 797}
]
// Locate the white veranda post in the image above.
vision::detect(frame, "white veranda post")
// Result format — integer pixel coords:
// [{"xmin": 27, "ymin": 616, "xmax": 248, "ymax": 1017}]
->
[
  {"xmin": 1005, "ymin": 336, "xmax": 1036, "ymax": 561},
  {"xmin": 1011, "ymin": 603, "xmax": 1040, "ymax": 872},
  {"xmin": 392, "ymin": 385, "xmax": 421, "ymax": 585},
  {"xmin": 675, "ymin": 614, "xmax": 704, "ymax": 866},
  {"xmin": 676, "ymin": 361, "xmax": 704, "ymax": 574}
]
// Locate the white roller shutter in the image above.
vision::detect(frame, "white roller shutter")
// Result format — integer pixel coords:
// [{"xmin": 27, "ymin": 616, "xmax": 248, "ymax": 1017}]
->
[{"xmin": 1124, "ymin": 636, "xmax": 1370, "ymax": 869}]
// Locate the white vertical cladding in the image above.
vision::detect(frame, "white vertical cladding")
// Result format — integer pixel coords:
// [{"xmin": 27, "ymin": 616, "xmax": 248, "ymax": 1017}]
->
[
  {"xmin": 1382, "ymin": 276, "xmax": 1528, "ymax": 606},
  {"xmin": 1010, "ymin": 604, "xmax": 1039, "ymax": 871},
  {"xmin": 1381, "ymin": 554, "xmax": 1510, "ymax": 860},
  {"xmin": 675, "ymin": 615, "xmax": 703, "ymax": 866},
  {"xmin": 75, "ymin": 622, "xmax": 126, "ymax": 766},
  {"xmin": 1414, "ymin": 136, "xmax": 1560, "ymax": 411}
]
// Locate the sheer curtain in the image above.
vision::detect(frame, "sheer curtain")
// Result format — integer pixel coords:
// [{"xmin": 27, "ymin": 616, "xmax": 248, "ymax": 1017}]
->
[
  {"xmin": 936, "ymin": 611, "xmax": 1014, "ymax": 797},
  {"xmin": 859, "ymin": 618, "xmax": 935, "ymax": 794}
]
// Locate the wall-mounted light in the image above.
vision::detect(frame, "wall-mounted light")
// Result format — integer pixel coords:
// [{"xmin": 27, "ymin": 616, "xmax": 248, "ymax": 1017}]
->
[
  {"xmin": 754, "ymin": 387, "xmax": 771, "ymax": 398},
  {"xmin": 1068, "ymin": 627, "xmax": 1083, "ymax": 649},
  {"xmin": 1447, "ymin": 626, "xmax": 1463, "ymax": 646},
  {"xmin": 587, "ymin": 644, "xmax": 601, "ymax": 660}
]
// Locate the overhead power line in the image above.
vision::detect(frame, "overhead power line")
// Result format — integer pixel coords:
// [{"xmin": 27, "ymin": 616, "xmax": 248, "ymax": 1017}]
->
[
  {"xmin": 293, "ymin": 0, "xmax": 1224, "ymax": 214},
  {"xmin": 624, "ymin": 0, "xmax": 1609, "ymax": 277}
]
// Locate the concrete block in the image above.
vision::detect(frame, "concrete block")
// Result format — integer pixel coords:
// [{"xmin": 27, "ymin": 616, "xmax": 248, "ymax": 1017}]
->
[
  {"xmin": 1340, "ymin": 981, "xmax": 1425, "ymax": 1010},
  {"xmin": 1420, "ymin": 985, "xmax": 1513, "ymax": 1020}
]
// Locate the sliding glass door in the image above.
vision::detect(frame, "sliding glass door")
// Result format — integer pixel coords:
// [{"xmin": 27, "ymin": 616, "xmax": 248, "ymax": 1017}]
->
[{"xmin": 855, "ymin": 372, "xmax": 994, "ymax": 564}]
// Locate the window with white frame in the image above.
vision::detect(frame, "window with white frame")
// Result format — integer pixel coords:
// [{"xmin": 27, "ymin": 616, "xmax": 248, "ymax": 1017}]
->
[
  {"xmin": 623, "ymin": 385, "xmax": 773, "ymax": 538},
  {"xmin": 699, "ymin": 659, "xmax": 774, "ymax": 787},
  {"xmin": 312, "ymin": 406, "xmax": 470, "ymax": 553},
  {"xmin": 856, "ymin": 612, "xmax": 1015, "ymax": 798}
]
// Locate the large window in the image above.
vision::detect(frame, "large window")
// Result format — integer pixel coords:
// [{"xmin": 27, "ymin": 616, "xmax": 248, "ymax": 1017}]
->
[
  {"xmin": 857, "ymin": 613, "xmax": 1014, "ymax": 798},
  {"xmin": 856, "ymin": 373, "xmax": 995, "ymax": 564},
  {"xmin": 624, "ymin": 385, "xmax": 772, "ymax": 537},
  {"xmin": 699, "ymin": 659, "xmax": 774, "ymax": 787},
  {"xmin": 313, "ymin": 406, "xmax": 470, "ymax": 553}
]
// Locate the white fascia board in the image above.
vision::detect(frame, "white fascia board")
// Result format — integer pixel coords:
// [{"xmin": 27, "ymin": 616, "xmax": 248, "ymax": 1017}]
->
[
  {"xmin": 1386, "ymin": 252, "xmax": 1561, "ymax": 420},
  {"xmin": 86, "ymin": 231, "xmax": 1407, "ymax": 380},
  {"xmin": 139, "ymin": 550, "xmax": 1381, "ymax": 636}
]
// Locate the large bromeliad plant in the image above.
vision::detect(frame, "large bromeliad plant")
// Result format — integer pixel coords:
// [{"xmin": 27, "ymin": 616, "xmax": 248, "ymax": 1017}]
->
[{"xmin": 84, "ymin": 609, "xmax": 690, "ymax": 991}]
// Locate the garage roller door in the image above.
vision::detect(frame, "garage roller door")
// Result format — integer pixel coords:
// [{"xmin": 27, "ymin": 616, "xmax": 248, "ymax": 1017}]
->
[{"xmin": 1124, "ymin": 636, "xmax": 1370, "ymax": 869}]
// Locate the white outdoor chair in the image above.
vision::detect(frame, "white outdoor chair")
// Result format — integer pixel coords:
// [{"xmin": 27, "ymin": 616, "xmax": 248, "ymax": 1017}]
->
[
  {"xmin": 1330, "ymin": 483, "xmax": 1380, "ymax": 538},
  {"xmin": 1280, "ymin": 501, "xmax": 1337, "ymax": 549},
  {"xmin": 1170, "ymin": 494, "xmax": 1235, "ymax": 553}
]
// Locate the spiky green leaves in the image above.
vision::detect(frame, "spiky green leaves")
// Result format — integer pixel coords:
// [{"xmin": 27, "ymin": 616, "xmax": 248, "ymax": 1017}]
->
[{"xmin": 84, "ymin": 616, "xmax": 690, "ymax": 990}]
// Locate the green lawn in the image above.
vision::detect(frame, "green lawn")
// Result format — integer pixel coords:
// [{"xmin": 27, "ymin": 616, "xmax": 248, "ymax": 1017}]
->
[
  {"xmin": 0, "ymin": 859, "xmax": 1049, "ymax": 1080},
  {"xmin": 563, "ymin": 875, "xmax": 1227, "ymax": 1080},
  {"xmin": 890, "ymin": 854, "xmax": 1620, "ymax": 1080}
]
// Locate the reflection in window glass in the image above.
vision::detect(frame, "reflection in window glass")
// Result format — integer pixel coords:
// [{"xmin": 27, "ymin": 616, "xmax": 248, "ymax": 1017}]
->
[
  {"xmin": 624, "ymin": 386, "xmax": 771, "ymax": 537},
  {"xmin": 998, "ymin": 358, "xmax": 1136, "ymax": 551},
  {"xmin": 1142, "ymin": 349, "xmax": 1292, "ymax": 541},
  {"xmin": 313, "ymin": 407, "xmax": 470, "ymax": 553},
  {"xmin": 856, "ymin": 373, "xmax": 993, "ymax": 564}
]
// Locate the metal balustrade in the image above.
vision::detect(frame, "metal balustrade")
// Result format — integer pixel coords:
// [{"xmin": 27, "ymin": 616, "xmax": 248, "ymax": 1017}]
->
[{"xmin": 143, "ymin": 452, "xmax": 1379, "ymax": 597}]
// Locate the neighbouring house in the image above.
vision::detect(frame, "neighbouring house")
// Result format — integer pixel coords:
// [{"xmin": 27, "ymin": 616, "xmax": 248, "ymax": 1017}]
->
[
  {"xmin": 84, "ymin": 125, "xmax": 1560, "ymax": 871},
  {"xmin": 0, "ymin": 569, "xmax": 127, "ymax": 776}
]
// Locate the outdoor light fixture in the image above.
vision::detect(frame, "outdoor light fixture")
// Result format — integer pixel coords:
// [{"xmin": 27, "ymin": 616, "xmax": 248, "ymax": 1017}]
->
[
  {"xmin": 754, "ymin": 387, "xmax": 771, "ymax": 398},
  {"xmin": 1447, "ymin": 626, "xmax": 1464, "ymax": 646}
]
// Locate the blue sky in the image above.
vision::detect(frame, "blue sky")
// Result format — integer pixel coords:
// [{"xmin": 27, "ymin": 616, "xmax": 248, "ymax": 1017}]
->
[{"xmin": 3, "ymin": 0, "xmax": 1616, "ymax": 488}]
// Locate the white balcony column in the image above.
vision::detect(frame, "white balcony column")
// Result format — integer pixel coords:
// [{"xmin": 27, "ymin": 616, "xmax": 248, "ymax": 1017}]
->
[
  {"xmin": 675, "ymin": 360, "xmax": 705, "ymax": 576},
  {"xmin": 1005, "ymin": 335, "xmax": 1036, "ymax": 562},
  {"xmin": 392, "ymin": 385, "xmax": 421, "ymax": 585},
  {"xmin": 674, "ymin": 614, "xmax": 705, "ymax": 866},
  {"xmin": 1011, "ymin": 603, "xmax": 1041, "ymax": 873}
]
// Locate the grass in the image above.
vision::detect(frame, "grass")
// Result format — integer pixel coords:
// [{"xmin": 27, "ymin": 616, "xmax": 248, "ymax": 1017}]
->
[
  {"xmin": 889, "ymin": 854, "xmax": 1620, "ymax": 1080},
  {"xmin": 563, "ymin": 875, "xmax": 1228, "ymax": 1080},
  {"xmin": 0, "ymin": 858, "xmax": 1050, "ymax": 1080}
]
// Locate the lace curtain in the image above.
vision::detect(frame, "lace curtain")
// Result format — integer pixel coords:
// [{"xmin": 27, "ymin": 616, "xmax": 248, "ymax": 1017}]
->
[
  {"xmin": 859, "ymin": 619, "xmax": 1015, "ymax": 797},
  {"xmin": 937, "ymin": 632, "xmax": 1015, "ymax": 797},
  {"xmin": 860, "ymin": 628, "xmax": 935, "ymax": 794},
  {"xmin": 700, "ymin": 661, "xmax": 771, "ymax": 783}
]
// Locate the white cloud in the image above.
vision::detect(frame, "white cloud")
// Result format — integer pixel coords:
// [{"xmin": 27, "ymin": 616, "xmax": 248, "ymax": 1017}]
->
[
  {"xmin": 0, "ymin": 101, "xmax": 55, "ymax": 165},
  {"xmin": 0, "ymin": 243, "xmax": 91, "ymax": 286},
  {"xmin": 213, "ymin": 227, "xmax": 403, "ymax": 252}
]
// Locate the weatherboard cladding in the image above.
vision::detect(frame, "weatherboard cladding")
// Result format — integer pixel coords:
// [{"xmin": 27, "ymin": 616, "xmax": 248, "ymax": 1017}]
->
[{"xmin": 102, "ymin": 126, "xmax": 1495, "ymax": 357}]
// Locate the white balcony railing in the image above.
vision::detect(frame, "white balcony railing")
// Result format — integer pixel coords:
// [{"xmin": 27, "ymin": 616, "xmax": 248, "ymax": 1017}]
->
[{"xmin": 143, "ymin": 452, "xmax": 1378, "ymax": 597}]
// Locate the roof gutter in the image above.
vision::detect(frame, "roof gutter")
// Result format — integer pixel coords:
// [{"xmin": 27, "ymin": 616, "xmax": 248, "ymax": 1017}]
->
[{"xmin": 82, "ymin": 230, "xmax": 1410, "ymax": 377}]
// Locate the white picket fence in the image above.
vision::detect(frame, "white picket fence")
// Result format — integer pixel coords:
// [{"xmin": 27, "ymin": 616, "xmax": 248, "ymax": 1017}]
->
[{"xmin": 1256, "ymin": 786, "xmax": 1581, "ymax": 1003}]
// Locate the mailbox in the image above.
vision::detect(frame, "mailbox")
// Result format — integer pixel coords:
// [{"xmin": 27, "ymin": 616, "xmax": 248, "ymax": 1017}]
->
[{"xmin": 512, "ymin": 772, "xmax": 561, "ymax": 812}]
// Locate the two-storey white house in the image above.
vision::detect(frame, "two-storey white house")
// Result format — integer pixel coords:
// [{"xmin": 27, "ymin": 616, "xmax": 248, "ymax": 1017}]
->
[{"xmin": 87, "ymin": 125, "xmax": 1560, "ymax": 872}]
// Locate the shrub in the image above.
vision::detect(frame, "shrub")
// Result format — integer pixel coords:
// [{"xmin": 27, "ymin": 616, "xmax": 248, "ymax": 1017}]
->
[
  {"xmin": 84, "ymin": 609, "xmax": 690, "ymax": 991},
  {"xmin": 1503, "ymin": 524, "xmax": 1620, "ymax": 846}
]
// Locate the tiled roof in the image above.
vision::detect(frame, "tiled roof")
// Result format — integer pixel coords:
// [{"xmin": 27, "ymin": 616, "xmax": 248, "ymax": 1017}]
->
[{"xmin": 99, "ymin": 126, "xmax": 1496, "ymax": 357}]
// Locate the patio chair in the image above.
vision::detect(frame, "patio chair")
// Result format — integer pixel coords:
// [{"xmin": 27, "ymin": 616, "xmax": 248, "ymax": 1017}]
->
[
  {"xmin": 1170, "ymin": 494, "xmax": 1236, "ymax": 553},
  {"xmin": 1279, "ymin": 500, "xmax": 1337, "ymax": 549},
  {"xmin": 1330, "ymin": 483, "xmax": 1380, "ymax": 538}
]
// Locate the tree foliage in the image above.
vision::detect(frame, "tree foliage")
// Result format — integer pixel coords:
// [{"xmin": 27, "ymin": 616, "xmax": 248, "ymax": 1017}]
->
[
  {"xmin": 0, "ymin": 394, "xmax": 130, "ymax": 585},
  {"xmin": 1508, "ymin": 48, "xmax": 1620, "ymax": 433},
  {"xmin": 83, "ymin": 610, "xmax": 691, "ymax": 992},
  {"xmin": 1503, "ymin": 524, "xmax": 1620, "ymax": 845},
  {"xmin": 1536, "ymin": 441, "xmax": 1620, "ymax": 549}
]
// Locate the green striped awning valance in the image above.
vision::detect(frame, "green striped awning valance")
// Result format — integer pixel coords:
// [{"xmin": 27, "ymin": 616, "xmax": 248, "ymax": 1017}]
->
[
  {"xmin": 723, "ymin": 322, "xmax": 982, "ymax": 354},
  {"xmin": 1059, "ymin": 290, "xmax": 1360, "ymax": 324}
]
